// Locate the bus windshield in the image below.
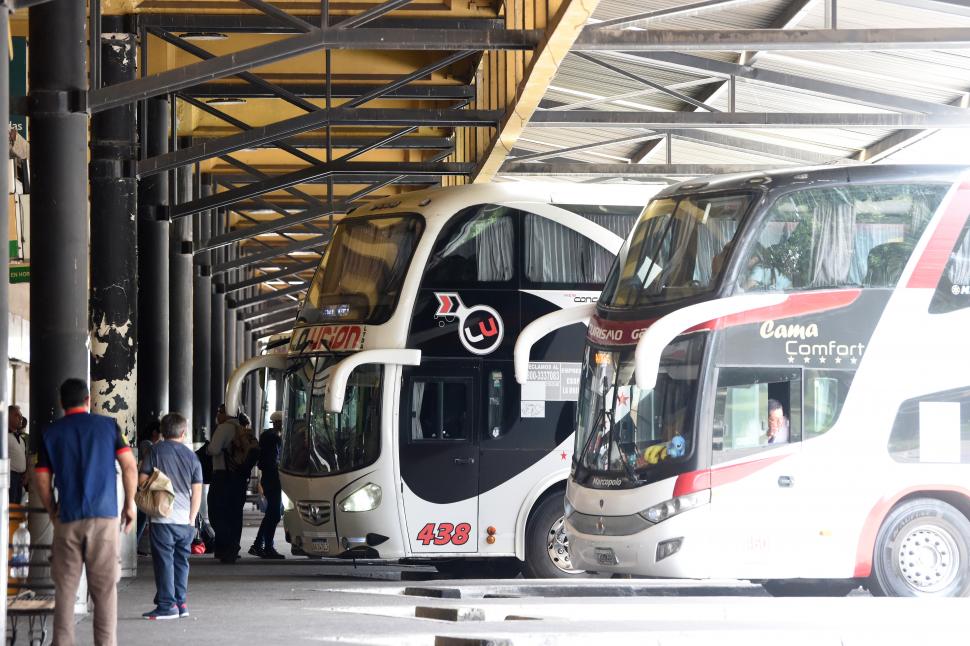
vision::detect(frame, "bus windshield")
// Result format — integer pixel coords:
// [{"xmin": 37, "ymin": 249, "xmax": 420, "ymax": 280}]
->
[
  {"xmin": 574, "ymin": 333, "xmax": 707, "ymax": 488},
  {"xmin": 601, "ymin": 192, "xmax": 755, "ymax": 307},
  {"xmin": 300, "ymin": 214, "xmax": 424, "ymax": 325},
  {"xmin": 280, "ymin": 356, "xmax": 383, "ymax": 477}
]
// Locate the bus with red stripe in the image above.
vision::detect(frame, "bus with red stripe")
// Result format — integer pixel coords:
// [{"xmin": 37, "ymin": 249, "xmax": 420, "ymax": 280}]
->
[{"xmin": 516, "ymin": 165, "xmax": 970, "ymax": 596}]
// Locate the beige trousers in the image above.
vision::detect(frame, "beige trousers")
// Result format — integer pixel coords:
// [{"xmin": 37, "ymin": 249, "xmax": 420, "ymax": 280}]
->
[{"xmin": 51, "ymin": 517, "xmax": 120, "ymax": 646}]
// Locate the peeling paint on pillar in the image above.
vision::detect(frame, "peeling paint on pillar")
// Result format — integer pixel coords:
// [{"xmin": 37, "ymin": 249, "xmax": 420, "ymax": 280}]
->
[{"xmin": 90, "ymin": 18, "xmax": 138, "ymax": 444}]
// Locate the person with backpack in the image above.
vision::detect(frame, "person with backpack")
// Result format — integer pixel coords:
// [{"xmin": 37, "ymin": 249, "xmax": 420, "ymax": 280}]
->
[
  {"xmin": 206, "ymin": 404, "xmax": 239, "ymax": 562},
  {"xmin": 139, "ymin": 413, "xmax": 202, "ymax": 620}
]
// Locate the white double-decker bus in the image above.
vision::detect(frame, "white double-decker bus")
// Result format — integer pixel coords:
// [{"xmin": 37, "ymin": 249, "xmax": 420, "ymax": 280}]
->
[
  {"xmin": 518, "ymin": 165, "xmax": 970, "ymax": 595},
  {"xmin": 228, "ymin": 182, "xmax": 654, "ymax": 576}
]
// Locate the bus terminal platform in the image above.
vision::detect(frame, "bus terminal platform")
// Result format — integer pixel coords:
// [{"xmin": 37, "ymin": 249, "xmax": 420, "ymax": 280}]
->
[{"xmin": 63, "ymin": 515, "xmax": 966, "ymax": 646}]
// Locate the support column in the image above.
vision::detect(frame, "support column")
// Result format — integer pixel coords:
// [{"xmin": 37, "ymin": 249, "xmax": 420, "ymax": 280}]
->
[
  {"xmin": 137, "ymin": 97, "xmax": 170, "ymax": 438},
  {"xmin": 224, "ymin": 237, "xmax": 237, "ymax": 392},
  {"xmin": 27, "ymin": 0, "xmax": 89, "ymax": 590},
  {"xmin": 0, "ymin": 7, "xmax": 10, "ymax": 632},
  {"xmin": 193, "ymin": 179, "xmax": 212, "ymax": 441},
  {"xmin": 210, "ymin": 207, "xmax": 226, "ymax": 412},
  {"xmin": 90, "ymin": 16, "xmax": 138, "ymax": 577},
  {"xmin": 170, "ymin": 138, "xmax": 193, "ymax": 433}
]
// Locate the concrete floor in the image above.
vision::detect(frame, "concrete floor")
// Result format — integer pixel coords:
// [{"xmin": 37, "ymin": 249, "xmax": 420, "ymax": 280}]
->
[{"xmin": 61, "ymin": 514, "xmax": 968, "ymax": 646}]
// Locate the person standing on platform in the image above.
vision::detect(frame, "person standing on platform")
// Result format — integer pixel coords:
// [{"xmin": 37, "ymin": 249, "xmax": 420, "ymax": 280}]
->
[
  {"xmin": 140, "ymin": 413, "xmax": 202, "ymax": 620},
  {"xmin": 8, "ymin": 405, "xmax": 28, "ymax": 504},
  {"xmin": 32, "ymin": 378, "xmax": 138, "ymax": 646},
  {"xmin": 250, "ymin": 411, "xmax": 285, "ymax": 559},
  {"xmin": 206, "ymin": 403, "xmax": 238, "ymax": 562}
]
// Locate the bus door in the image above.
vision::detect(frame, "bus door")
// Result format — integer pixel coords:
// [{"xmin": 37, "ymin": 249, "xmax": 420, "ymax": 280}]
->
[
  {"xmin": 399, "ymin": 360, "xmax": 480, "ymax": 553},
  {"xmin": 707, "ymin": 366, "xmax": 805, "ymax": 578}
]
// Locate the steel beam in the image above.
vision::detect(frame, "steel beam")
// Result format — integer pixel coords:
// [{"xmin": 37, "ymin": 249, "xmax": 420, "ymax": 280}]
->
[
  {"xmin": 225, "ymin": 261, "xmax": 320, "ymax": 295},
  {"xmin": 211, "ymin": 174, "xmax": 439, "ymax": 187},
  {"xmin": 573, "ymin": 27, "xmax": 970, "ymax": 52},
  {"xmin": 630, "ymin": 0, "xmax": 815, "ymax": 164},
  {"xmin": 213, "ymin": 236, "xmax": 329, "ymax": 274},
  {"xmin": 174, "ymin": 162, "xmax": 472, "ymax": 219},
  {"xmin": 237, "ymin": 0, "xmax": 316, "ymax": 33},
  {"xmin": 140, "ymin": 14, "xmax": 506, "ymax": 32},
  {"xmin": 184, "ymin": 83, "xmax": 473, "ymax": 101},
  {"xmin": 508, "ymin": 133, "xmax": 666, "ymax": 163},
  {"xmin": 197, "ymin": 134, "xmax": 454, "ymax": 151},
  {"xmin": 589, "ymin": 0, "xmax": 761, "ymax": 30},
  {"xmin": 240, "ymin": 304, "xmax": 302, "ymax": 324},
  {"xmin": 527, "ymin": 111, "xmax": 970, "ymax": 128},
  {"xmin": 250, "ymin": 309, "xmax": 302, "ymax": 332},
  {"xmin": 572, "ymin": 52, "xmax": 719, "ymax": 112},
  {"xmin": 232, "ymin": 284, "xmax": 306, "ymax": 309},
  {"xmin": 90, "ymin": 29, "xmax": 536, "ymax": 113},
  {"xmin": 619, "ymin": 51, "xmax": 967, "ymax": 115},
  {"xmin": 500, "ymin": 162, "xmax": 774, "ymax": 176},
  {"xmin": 671, "ymin": 129, "xmax": 836, "ymax": 164}
]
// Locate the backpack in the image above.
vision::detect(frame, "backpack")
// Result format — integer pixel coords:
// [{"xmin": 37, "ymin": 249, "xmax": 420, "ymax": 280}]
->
[
  {"xmin": 225, "ymin": 422, "xmax": 261, "ymax": 475},
  {"xmin": 195, "ymin": 442, "xmax": 213, "ymax": 484}
]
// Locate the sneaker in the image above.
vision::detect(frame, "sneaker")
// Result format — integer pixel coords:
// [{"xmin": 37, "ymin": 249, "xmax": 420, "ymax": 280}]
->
[
  {"xmin": 143, "ymin": 606, "xmax": 179, "ymax": 621},
  {"xmin": 248, "ymin": 544, "xmax": 264, "ymax": 557},
  {"xmin": 178, "ymin": 604, "xmax": 190, "ymax": 618},
  {"xmin": 260, "ymin": 547, "xmax": 285, "ymax": 560}
]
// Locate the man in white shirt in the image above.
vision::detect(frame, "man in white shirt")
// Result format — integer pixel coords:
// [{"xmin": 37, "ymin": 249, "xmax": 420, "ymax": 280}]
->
[
  {"xmin": 8, "ymin": 405, "xmax": 27, "ymax": 504},
  {"xmin": 765, "ymin": 399, "xmax": 790, "ymax": 445}
]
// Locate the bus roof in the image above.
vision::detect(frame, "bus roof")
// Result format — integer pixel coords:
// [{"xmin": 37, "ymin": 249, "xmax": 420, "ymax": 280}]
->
[
  {"xmin": 654, "ymin": 164, "xmax": 969, "ymax": 200},
  {"xmin": 347, "ymin": 182, "xmax": 661, "ymax": 222}
]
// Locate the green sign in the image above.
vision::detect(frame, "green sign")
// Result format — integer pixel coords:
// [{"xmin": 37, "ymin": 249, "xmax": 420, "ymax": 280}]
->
[
  {"xmin": 10, "ymin": 264, "xmax": 29, "ymax": 284},
  {"xmin": 9, "ymin": 37, "xmax": 26, "ymax": 136}
]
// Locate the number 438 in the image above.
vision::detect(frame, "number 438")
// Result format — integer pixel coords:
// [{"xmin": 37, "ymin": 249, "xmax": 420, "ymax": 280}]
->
[{"xmin": 416, "ymin": 522, "xmax": 471, "ymax": 546}]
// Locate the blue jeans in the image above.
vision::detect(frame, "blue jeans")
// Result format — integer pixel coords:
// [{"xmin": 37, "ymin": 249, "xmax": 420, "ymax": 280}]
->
[
  {"xmin": 255, "ymin": 476, "xmax": 282, "ymax": 549},
  {"xmin": 149, "ymin": 523, "xmax": 195, "ymax": 609}
]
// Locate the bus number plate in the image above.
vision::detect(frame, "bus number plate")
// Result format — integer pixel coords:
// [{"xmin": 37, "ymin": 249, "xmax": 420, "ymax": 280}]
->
[
  {"xmin": 416, "ymin": 522, "xmax": 472, "ymax": 546},
  {"xmin": 595, "ymin": 547, "xmax": 618, "ymax": 566}
]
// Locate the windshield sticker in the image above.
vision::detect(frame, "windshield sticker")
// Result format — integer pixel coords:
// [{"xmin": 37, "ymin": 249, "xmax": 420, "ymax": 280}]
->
[
  {"xmin": 521, "ymin": 400, "xmax": 545, "ymax": 418},
  {"xmin": 434, "ymin": 292, "xmax": 504, "ymax": 356},
  {"xmin": 293, "ymin": 324, "xmax": 366, "ymax": 354}
]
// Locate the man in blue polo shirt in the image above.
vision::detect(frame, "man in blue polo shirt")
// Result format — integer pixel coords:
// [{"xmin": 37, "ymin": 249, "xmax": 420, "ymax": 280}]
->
[{"xmin": 33, "ymin": 378, "xmax": 138, "ymax": 646}]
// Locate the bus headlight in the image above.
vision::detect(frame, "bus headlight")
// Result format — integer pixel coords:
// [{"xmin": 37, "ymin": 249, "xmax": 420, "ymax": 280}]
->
[
  {"xmin": 338, "ymin": 483, "xmax": 382, "ymax": 513},
  {"xmin": 638, "ymin": 489, "xmax": 710, "ymax": 524}
]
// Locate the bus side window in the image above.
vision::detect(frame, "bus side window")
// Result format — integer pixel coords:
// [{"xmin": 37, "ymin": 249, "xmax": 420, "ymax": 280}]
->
[
  {"xmin": 888, "ymin": 387, "xmax": 970, "ymax": 464},
  {"xmin": 713, "ymin": 368, "xmax": 801, "ymax": 463},
  {"xmin": 422, "ymin": 204, "xmax": 515, "ymax": 287},
  {"xmin": 740, "ymin": 183, "xmax": 945, "ymax": 292},
  {"xmin": 803, "ymin": 370, "xmax": 854, "ymax": 440},
  {"xmin": 929, "ymin": 216, "xmax": 970, "ymax": 313},
  {"xmin": 409, "ymin": 379, "xmax": 472, "ymax": 441}
]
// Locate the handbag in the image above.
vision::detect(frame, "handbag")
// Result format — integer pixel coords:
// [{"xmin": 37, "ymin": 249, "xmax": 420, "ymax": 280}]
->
[{"xmin": 135, "ymin": 467, "xmax": 175, "ymax": 519}]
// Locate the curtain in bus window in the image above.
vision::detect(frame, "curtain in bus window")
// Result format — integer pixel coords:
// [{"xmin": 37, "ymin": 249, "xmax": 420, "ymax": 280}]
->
[
  {"xmin": 809, "ymin": 199, "xmax": 856, "ymax": 288},
  {"xmin": 411, "ymin": 382, "xmax": 425, "ymax": 440},
  {"xmin": 476, "ymin": 214, "xmax": 514, "ymax": 281},
  {"xmin": 695, "ymin": 218, "xmax": 739, "ymax": 285}
]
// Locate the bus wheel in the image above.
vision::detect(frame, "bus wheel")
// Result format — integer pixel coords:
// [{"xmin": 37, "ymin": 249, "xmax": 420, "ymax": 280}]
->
[
  {"xmin": 522, "ymin": 494, "xmax": 584, "ymax": 579},
  {"xmin": 762, "ymin": 579, "xmax": 858, "ymax": 597},
  {"xmin": 869, "ymin": 498, "xmax": 970, "ymax": 597}
]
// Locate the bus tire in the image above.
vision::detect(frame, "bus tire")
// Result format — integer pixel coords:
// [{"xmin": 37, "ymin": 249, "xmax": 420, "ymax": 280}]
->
[
  {"xmin": 762, "ymin": 579, "xmax": 858, "ymax": 597},
  {"xmin": 869, "ymin": 498, "xmax": 970, "ymax": 597},
  {"xmin": 521, "ymin": 493, "xmax": 584, "ymax": 579}
]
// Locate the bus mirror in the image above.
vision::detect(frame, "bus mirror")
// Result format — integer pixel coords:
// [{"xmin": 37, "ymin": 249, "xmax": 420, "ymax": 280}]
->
[
  {"xmin": 514, "ymin": 304, "xmax": 595, "ymax": 384},
  {"xmin": 324, "ymin": 349, "xmax": 422, "ymax": 413},
  {"xmin": 225, "ymin": 354, "xmax": 288, "ymax": 417},
  {"xmin": 634, "ymin": 294, "xmax": 788, "ymax": 391}
]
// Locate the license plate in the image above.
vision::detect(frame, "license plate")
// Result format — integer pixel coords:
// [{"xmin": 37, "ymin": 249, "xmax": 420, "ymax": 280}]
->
[
  {"xmin": 309, "ymin": 537, "xmax": 330, "ymax": 553},
  {"xmin": 595, "ymin": 547, "xmax": 618, "ymax": 566}
]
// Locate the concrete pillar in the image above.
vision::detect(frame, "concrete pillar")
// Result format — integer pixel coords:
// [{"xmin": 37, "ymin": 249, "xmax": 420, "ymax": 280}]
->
[
  {"xmin": 193, "ymin": 179, "xmax": 212, "ymax": 442},
  {"xmin": 0, "ymin": 9, "xmax": 10, "ymax": 632},
  {"xmin": 170, "ymin": 140, "xmax": 193, "ymax": 433},
  {"xmin": 210, "ymin": 208, "xmax": 226, "ymax": 413},
  {"xmin": 27, "ymin": 0, "xmax": 89, "ymax": 594},
  {"xmin": 137, "ymin": 98, "xmax": 170, "ymax": 439},
  {"xmin": 89, "ymin": 16, "xmax": 138, "ymax": 577}
]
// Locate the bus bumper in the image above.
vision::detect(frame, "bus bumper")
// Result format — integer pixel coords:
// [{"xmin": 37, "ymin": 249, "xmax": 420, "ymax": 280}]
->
[{"xmin": 566, "ymin": 506, "xmax": 712, "ymax": 578}]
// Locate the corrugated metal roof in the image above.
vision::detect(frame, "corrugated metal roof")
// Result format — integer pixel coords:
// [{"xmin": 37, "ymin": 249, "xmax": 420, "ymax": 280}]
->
[{"xmin": 497, "ymin": 0, "xmax": 970, "ymax": 183}]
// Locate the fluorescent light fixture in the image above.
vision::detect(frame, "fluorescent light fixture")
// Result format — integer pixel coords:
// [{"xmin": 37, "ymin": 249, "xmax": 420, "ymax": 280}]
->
[
  {"xmin": 178, "ymin": 32, "xmax": 228, "ymax": 41},
  {"xmin": 205, "ymin": 97, "xmax": 247, "ymax": 106}
]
